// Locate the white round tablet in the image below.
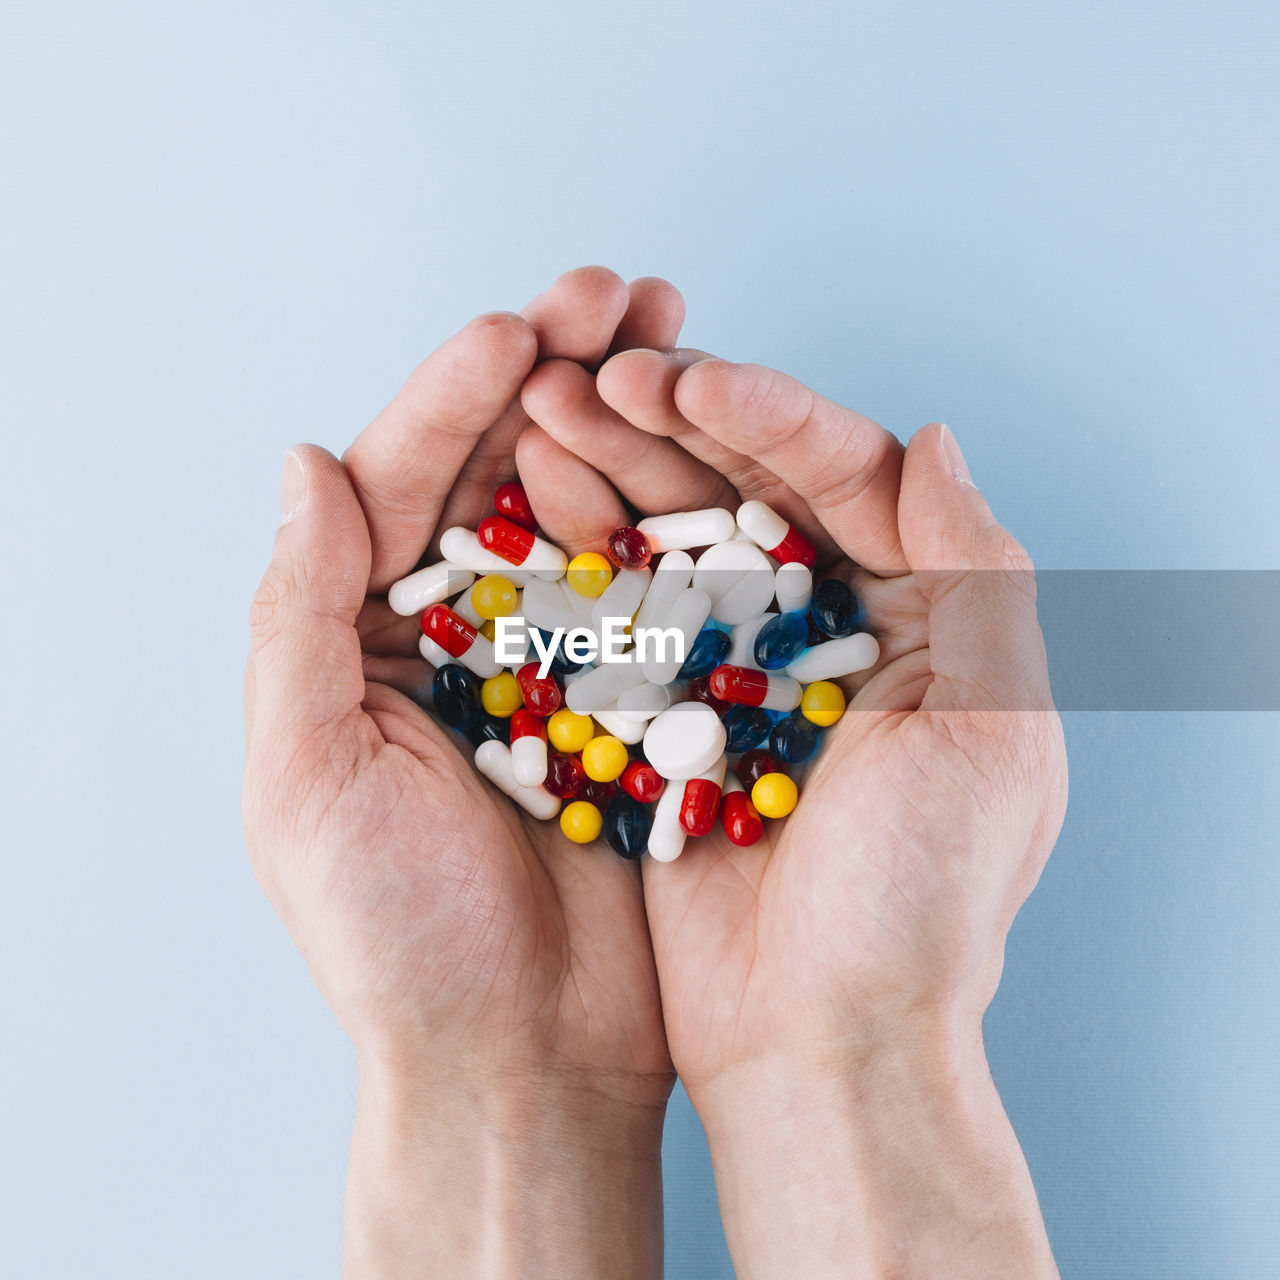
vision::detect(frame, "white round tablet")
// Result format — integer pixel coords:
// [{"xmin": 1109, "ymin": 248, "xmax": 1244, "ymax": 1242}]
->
[
  {"xmin": 642, "ymin": 702, "xmax": 728, "ymax": 781},
  {"xmin": 692, "ymin": 540, "xmax": 777, "ymax": 625}
]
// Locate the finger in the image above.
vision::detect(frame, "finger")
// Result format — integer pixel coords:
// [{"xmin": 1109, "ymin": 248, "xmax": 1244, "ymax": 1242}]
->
[
  {"xmin": 898, "ymin": 424, "xmax": 1052, "ymax": 715},
  {"xmin": 430, "ymin": 266, "xmax": 633, "ymax": 537},
  {"xmin": 344, "ymin": 312, "xmax": 538, "ymax": 591},
  {"xmin": 672, "ymin": 359, "xmax": 908, "ymax": 574},
  {"xmin": 608, "ymin": 276, "xmax": 686, "ymax": 356},
  {"xmin": 248, "ymin": 446, "xmax": 371, "ymax": 753},
  {"xmin": 521, "ymin": 358, "xmax": 738, "ymax": 514},
  {"xmin": 356, "ymin": 596, "xmax": 423, "ymax": 655},
  {"xmin": 599, "ymin": 349, "xmax": 839, "ymax": 556},
  {"xmin": 515, "ymin": 426, "xmax": 629, "ymax": 555},
  {"xmin": 520, "ymin": 264, "xmax": 630, "ymax": 367}
]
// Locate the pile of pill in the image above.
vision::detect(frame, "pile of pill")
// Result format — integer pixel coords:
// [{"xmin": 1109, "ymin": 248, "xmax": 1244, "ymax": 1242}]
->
[{"xmin": 387, "ymin": 482, "xmax": 880, "ymax": 860}]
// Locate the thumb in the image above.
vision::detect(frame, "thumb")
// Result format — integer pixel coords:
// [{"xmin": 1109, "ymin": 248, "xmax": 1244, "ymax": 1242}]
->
[
  {"xmin": 247, "ymin": 445, "xmax": 372, "ymax": 756},
  {"xmin": 898, "ymin": 424, "xmax": 1052, "ymax": 715}
]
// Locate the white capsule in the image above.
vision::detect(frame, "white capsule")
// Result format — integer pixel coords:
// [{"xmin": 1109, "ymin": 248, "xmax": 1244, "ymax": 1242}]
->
[
  {"xmin": 565, "ymin": 661, "xmax": 647, "ymax": 715},
  {"xmin": 646, "ymin": 784, "xmax": 687, "ymax": 862},
  {"xmin": 590, "ymin": 567, "xmax": 652, "ymax": 638},
  {"xmin": 632, "ymin": 551, "xmax": 695, "ymax": 635},
  {"xmin": 728, "ymin": 612, "xmax": 776, "ymax": 669},
  {"xmin": 418, "ymin": 633, "xmax": 456, "ymax": 667},
  {"xmin": 507, "ymin": 531, "xmax": 569, "ymax": 577},
  {"xmin": 511, "ymin": 734, "xmax": 549, "ymax": 788},
  {"xmin": 520, "ymin": 577, "xmax": 582, "ymax": 633},
  {"xmin": 736, "ymin": 499, "xmax": 791, "ymax": 551},
  {"xmin": 473, "ymin": 740, "xmax": 560, "ymax": 820},
  {"xmin": 452, "ymin": 589, "xmax": 484, "ymax": 628},
  {"xmin": 692, "ymin": 540, "xmax": 777, "ymax": 625},
  {"xmin": 774, "ymin": 563, "xmax": 813, "ymax": 615},
  {"xmin": 615, "ymin": 680, "xmax": 689, "ymax": 722},
  {"xmin": 635, "ymin": 508, "xmax": 736, "ymax": 552},
  {"xmin": 643, "ymin": 702, "xmax": 728, "ymax": 781},
  {"xmin": 639, "ymin": 586, "xmax": 711, "ymax": 685},
  {"xmin": 388, "ymin": 563, "xmax": 475, "ymax": 617},
  {"xmin": 590, "ymin": 707, "xmax": 648, "ymax": 744},
  {"xmin": 785, "ymin": 632, "xmax": 880, "ymax": 682},
  {"xmin": 439, "ymin": 527, "xmax": 535, "ymax": 583}
]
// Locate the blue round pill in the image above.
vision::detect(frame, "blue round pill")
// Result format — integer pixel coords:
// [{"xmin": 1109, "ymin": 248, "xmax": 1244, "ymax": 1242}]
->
[
  {"xmin": 432, "ymin": 664, "xmax": 483, "ymax": 731},
  {"xmin": 768, "ymin": 709, "xmax": 820, "ymax": 763},
  {"xmin": 678, "ymin": 626, "xmax": 732, "ymax": 678},
  {"xmin": 810, "ymin": 578, "xmax": 857, "ymax": 639},
  {"xmin": 603, "ymin": 794, "xmax": 654, "ymax": 860},
  {"xmin": 721, "ymin": 704, "xmax": 774, "ymax": 753}
]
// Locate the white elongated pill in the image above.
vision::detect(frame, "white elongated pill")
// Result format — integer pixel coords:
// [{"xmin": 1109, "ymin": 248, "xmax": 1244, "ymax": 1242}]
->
[
  {"xmin": 520, "ymin": 577, "xmax": 582, "ymax": 633},
  {"xmin": 636, "ymin": 508, "xmax": 735, "ymax": 552},
  {"xmin": 735, "ymin": 499, "xmax": 790, "ymax": 550},
  {"xmin": 643, "ymin": 702, "xmax": 727, "ymax": 781},
  {"xmin": 474, "ymin": 741, "xmax": 560, "ymax": 820},
  {"xmin": 453, "ymin": 589, "xmax": 484, "ymax": 628},
  {"xmin": 646, "ymin": 784, "xmax": 687, "ymax": 862},
  {"xmin": 693, "ymin": 540, "xmax": 777, "ymax": 625},
  {"xmin": 418, "ymin": 633, "xmax": 456, "ymax": 667},
  {"xmin": 785, "ymin": 632, "xmax": 880, "ymax": 682},
  {"xmin": 615, "ymin": 680, "xmax": 689, "ymax": 722},
  {"xmin": 590, "ymin": 707, "xmax": 648, "ymax": 744},
  {"xmin": 774, "ymin": 563, "xmax": 813, "ymax": 615},
  {"xmin": 565, "ymin": 662, "xmax": 647, "ymax": 715},
  {"xmin": 511, "ymin": 735, "xmax": 548, "ymax": 788},
  {"xmin": 639, "ymin": 586, "xmax": 711, "ymax": 685},
  {"xmin": 632, "ymin": 551, "xmax": 695, "ymax": 635},
  {"xmin": 728, "ymin": 612, "xmax": 776, "ymax": 669},
  {"xmin": 590, "ymin": 567, "xmax": 652, "ymax": 638},
  {"xmin": 439, "ymin": 527, "xmax": 535, "ymax": 583},
  {"xmin": 388, "ymin": 563, "xmax": 475, "ymax": 617}
]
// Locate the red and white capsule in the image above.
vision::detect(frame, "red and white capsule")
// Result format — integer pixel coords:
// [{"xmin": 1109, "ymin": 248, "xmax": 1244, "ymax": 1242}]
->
[
  {"xmin": 420, "ymin": 603, "xmax": 500, "ymax": 678},
  {"xmin": 719, "ymin": 775, "xmax": 764, "ymax": 847},
  {"xmin": 510, "ymin": 710, "xmax": 549, "ymax": 787},
  {"xmin": 477, "ymin": 516, "xmax": 568, "ymax": 577},
  {"xmin": 678, "ymin": 755, "xmax": 727, "ymax": 837},
  {"xmin": 736, "ymin": 500, "xmax": 817, "ymax": 568},
  {"xmin": 706, "ymin": 663, "xmax": 802, "ymax": 712}
]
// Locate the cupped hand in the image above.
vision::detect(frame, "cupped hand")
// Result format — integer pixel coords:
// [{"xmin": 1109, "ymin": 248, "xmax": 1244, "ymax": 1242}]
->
[
  {"xmin": 241, "ymin": 268, "xmax": 683, "ymax": 1107},
  {"xmin": 524, "ymin": 348, "xmax": 1068, "ymax": 1094}
]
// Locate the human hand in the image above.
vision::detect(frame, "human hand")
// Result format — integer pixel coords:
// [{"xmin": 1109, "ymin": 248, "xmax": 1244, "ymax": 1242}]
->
[
  {"xmin": 523, "ymin": 348, "xmax": 1067, "ymax": 1277},
  {"xmin": 242, "ymin": 269, "xmax": 684, "ymax": 1278}
]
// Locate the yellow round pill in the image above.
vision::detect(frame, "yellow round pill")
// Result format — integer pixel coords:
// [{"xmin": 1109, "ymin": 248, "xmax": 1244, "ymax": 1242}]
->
[
  {"xmin": 471, "ymin": 574, "xmax": 518, "ymax": 620},
  {"xmin": 560, "ymin": 800, "xmax": 603, "ymax": 844},
  {"xmin": 481, "ymin": 671, "xmax": 523, "ymax": 718},
  {"xmin": 566, "ymin": 552, "xmax": 613, "ymax": 598},
  {"xmin": 547, "ymin": 708, "xmax": 595, "ymax": 754},
  {"xmin": 800, "ymin": 680, "xmax": 846, "ymax": 727},
  {"xmin": 751, "ymin": 772, "xmax": 798, "ymax": 819},
  {"xmin": 582, "ymin": 734, "xmax": 628, "ymax": 782}
]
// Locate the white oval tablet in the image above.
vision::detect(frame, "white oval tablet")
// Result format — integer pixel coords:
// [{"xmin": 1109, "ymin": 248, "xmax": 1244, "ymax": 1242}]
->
[
  {"xmin": 643, "ymin": 702, "xmax": 728, "ymax": 781},
  {"xmin": 692, "ymin": 541, "xmax": 777, "ymax": 625}
]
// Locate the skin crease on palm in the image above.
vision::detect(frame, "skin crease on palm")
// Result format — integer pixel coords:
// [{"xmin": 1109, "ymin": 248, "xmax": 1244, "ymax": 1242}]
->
[{"xmin": 243, "ymin": 264, "xmax": 1067, "ymax": 1275}]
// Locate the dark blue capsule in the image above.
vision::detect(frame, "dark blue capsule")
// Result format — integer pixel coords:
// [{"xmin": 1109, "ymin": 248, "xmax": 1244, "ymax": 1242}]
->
[
  {"xmin": 754, "ymin": 611, "xmax": 809, "ymax": 670},
  {"xmin": 465, "ymin": 714, "xmax": 510, "ymax": 747},
  {"xmin": 810, "ymin": 578, "xmax": 857, "ymax": 639},
  {"xmin": 807, "ymin": 614, "xmax": 827, "ymax": 646},
  {"xmin": 768, "ymin": 709, "xmax": 820, "ymax": 764},
  {"xmin": 602, "ymin": 794, "xmax": 654, "ymax": 860},
  {"xmin": 721, "ymin": 704, "xmax": 774, "ymax": 753},
  {"xmin": 678, "ymin": 626, "xmax": 732, "ymax": 678},
  {"xmin": 432, "ymin": 664, "xmax": 483, "ymax": 731},
  {"xmin": 536, "ymin": 627, "xmax": 586, "ymax": 677}
]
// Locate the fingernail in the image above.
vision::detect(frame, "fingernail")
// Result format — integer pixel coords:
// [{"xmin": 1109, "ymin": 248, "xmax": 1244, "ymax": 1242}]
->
[
  {"xmin": 938, "ymin": 424, "xmax": 973, "ymax": 486},
  {"xmin": 280, "ymin": 449, "xmax": 307, "ymax": 524}
]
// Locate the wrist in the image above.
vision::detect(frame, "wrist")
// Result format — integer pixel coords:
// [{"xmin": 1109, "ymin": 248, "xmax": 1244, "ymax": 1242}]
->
[
  {"xmin": 690, "ymin": 1015, "xmax": 1058, "ymax": 1280},
  {"xmin": 345, "ymin": 1057, "xmax": 667, "ymax": 1279}
]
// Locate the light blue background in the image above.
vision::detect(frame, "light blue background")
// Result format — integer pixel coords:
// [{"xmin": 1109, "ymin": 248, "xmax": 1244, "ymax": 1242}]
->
[{"xmin": 2, "ymin": 1, "xmax": 1277, "ymax": 1275}]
